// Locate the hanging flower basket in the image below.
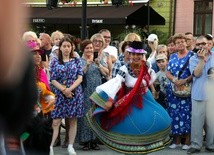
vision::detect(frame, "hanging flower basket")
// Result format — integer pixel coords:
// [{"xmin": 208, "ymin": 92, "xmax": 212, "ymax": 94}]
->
[
  {"xmin": 60, "ymin": 0, "xmax": 73, "ymax": 4},
  {"xmin": 60, "ymin": 0, "xmax": 77, "ymax": 6}
]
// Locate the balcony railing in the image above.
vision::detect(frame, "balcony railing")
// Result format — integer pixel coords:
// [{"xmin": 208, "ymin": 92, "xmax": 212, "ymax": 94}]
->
[{"xmin": 23, "ymin": 0, "xmax": 149, "ymax": 7}]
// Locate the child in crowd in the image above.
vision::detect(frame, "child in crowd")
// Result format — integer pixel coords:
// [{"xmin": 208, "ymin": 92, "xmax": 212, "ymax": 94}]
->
[
  {"xmin": 166, "ymin": 36, "xmax": 177, "ymax": 55},
  {"xmin": 157, "ymin": 44, "xmax": 169, "ymax": 59},
  {"xmin": 152, "ymin": 44, "xmax": 169, "ymax": 74},
  {"xmin": 49, "ymin": 45, "xmax": 59, "ymax": 62},
  {"xmin": 51, "ymin": 30, "xmax": 64, "ymax": 46},
  {"xmin": 154, "ymin": 54, "xmax": 169, "ymax": 109},
  {"xmin": 50, "ymin": 30, "xmax": 62, "ymax": 66}
]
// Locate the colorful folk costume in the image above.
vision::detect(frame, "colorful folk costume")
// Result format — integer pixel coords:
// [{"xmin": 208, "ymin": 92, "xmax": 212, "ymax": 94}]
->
[
  {"xmin": 36, "ymin": 67, "xmax": 55, "ymax": 114},
  {"xmin": 86, "ymin": 41, "xmax": 171, "ymax": 154},
  {"xmin": 28, "ymin": 41, "xmax": 55, "ymax": 115},
  {"xmin": 23, "ymin": 44, "xmax": 55, "ymax": 153}
]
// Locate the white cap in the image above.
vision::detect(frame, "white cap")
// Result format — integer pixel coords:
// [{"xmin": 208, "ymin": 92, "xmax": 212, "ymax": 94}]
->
[
  {"xmin": 52, "ymin": 45, "xmax": 59, "ymax": 52},
  {"xmin": 207, "ymin": 34, "xmax": 213, "ymax": 38},
  {"xmin": 147, "ymin": 34, "xmax": 158, "ymax": 42}
]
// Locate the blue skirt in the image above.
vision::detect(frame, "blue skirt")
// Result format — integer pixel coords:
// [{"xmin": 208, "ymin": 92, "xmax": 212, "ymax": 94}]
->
[{"xmin": 86, "ymin": 90, "xmax": 171, "ymax": 154}]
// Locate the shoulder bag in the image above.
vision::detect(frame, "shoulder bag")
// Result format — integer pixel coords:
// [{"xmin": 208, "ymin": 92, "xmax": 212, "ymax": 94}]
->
[{"xmin": 172, "ymin": 53, "xmax": 193, "ymax": 97}]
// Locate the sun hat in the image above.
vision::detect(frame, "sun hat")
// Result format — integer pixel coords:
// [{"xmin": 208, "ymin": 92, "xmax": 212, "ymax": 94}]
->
[
  {"xmin": 126, "ymin": 41, "xmax": 147, "ymax": 54},
  {"xmin": 26, "ymin": 40, "xmax": 44, "ymax": 55}
]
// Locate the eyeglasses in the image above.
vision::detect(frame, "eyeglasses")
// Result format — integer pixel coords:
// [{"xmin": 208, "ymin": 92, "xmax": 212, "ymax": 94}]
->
[
  {"xmin": 195, "ymin": 42, "xmax": 207, "ymax": 46},
  {"xmin": 93, "ymin": 40, "xmax": 103, "ymax": 44},
  {"xmin": 148, "ymin": 42, "xmax": 154, "ymax": 44}
]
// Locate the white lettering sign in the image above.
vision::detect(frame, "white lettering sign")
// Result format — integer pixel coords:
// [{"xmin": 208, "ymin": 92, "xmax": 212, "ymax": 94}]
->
[
  {"xmin": 91, "ymin": 19, "xmax": 103, "ymax": 24},
  {"xmin": 33, "ymin": 19, "xmax": 45, "ymax": 23}
]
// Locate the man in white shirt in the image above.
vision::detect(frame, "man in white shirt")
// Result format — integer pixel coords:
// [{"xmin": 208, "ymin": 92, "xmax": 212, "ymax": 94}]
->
[{"xmin": 99, "ymin": 29, "xmax": 118, "ymax": 64}]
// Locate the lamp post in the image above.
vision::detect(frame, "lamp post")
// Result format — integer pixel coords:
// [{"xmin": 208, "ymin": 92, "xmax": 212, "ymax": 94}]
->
[
  {"xmin": 81, "ymin": 0, "xmax": 87, "ymax": 40},
  {"xmin": 147, "ymin": 1, "xmax": 150, "ymax": 33}
]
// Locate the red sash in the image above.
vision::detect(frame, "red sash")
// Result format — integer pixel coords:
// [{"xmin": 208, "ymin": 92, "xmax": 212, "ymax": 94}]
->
[{"xmin": 101, "ymin": 61, "xmax": 151, "ymax": 130}]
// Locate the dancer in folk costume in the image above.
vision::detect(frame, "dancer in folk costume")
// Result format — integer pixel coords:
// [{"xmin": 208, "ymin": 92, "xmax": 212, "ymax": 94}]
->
[
  {"xmin": 86, "ymin": 41, "xmax": 171, "ymax": 154},
  {"xmin": 31, "ymin": 42, "xmax": 55, "ymax": 114}
]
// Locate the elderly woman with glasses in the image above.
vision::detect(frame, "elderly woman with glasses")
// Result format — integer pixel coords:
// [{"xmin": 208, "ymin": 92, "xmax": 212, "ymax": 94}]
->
[{"xmin": 90, "ymin": 33, "xmax": 112, "ymax": 83}]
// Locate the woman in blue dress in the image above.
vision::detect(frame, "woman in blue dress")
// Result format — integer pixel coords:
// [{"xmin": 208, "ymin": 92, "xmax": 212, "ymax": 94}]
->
[
  {"xmin": 49, "ymin": 37, "xmax": 84, "ymax": 155},
  {"xmin": 166, "ymin": 33, "xmax": 193, "ymax": 150},
  {"xmin": 86, "ymin": 41, "xmax": 171, "ymax": 154},
  {"xmin": 77, "ymin": 39, "xmax": 103, "ymax": 150}
]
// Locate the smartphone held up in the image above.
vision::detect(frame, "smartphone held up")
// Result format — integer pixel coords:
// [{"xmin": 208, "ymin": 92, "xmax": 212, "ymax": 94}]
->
[{"xmin": 93, "ymin": 52, "xmax": 98, "ymax": 61}]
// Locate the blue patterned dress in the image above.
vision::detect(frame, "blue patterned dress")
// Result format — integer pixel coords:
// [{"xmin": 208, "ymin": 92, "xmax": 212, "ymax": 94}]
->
[
  {"xmin": 49, "ymin": 57, "xmax": 84, "ymax": 118},
  {"xmin": 167, "ymin": 51, "xmax": 192, "ymax": 135},
  {"xmin": 77, "ymin": 58, "xmax": 102, "ymax": 143}
]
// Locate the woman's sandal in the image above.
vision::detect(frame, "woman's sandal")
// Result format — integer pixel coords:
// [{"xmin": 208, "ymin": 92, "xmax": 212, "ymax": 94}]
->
[{"xmin": 82, "ymin": 142, "xmax": 90, "ymax": 151}]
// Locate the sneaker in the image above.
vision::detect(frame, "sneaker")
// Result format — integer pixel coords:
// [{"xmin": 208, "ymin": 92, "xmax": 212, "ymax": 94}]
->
[
  {"xmin": 182, "ymin": 145, "xmax": 191, "ymax": 150},
  {"xmin": 169, "ymin": 143, "xmax": 182, "ymax": 149},
  {"xmin": 49, "ymin": 146, "xmax": 54, "ymax": 155},
  {"xmin": 67, "ymin": 145, "xmax": 76, "ymax": 155},
  {"xmin": 187, "ymin": 147, "xmax": 200, "ymax": 154}
]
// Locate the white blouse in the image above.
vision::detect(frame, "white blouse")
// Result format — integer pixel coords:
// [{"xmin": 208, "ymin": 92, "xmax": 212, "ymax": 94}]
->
[{"xmin": 96, "ymin": 64, "xmax": 156, "ymax": 99}]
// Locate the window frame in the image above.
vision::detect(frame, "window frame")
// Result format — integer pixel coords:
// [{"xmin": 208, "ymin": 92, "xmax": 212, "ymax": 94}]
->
[{"xmin": 193, "ymin": 0, "xmax": 213, "ymax": 36}]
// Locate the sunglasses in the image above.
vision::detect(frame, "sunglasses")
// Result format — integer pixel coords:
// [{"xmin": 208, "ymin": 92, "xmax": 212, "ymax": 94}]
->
[{"xmin": 195, "ymin": 42, "xmax": 207, "ymax": 46}]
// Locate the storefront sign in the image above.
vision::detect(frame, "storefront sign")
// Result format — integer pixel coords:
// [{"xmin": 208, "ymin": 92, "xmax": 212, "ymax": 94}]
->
[
  {"xmin": 91, "ymin": 19, "xmax": 103, "ymax": 24},
  {"xmin": 32, "ymin": 18, "xmax": 45, "ymax": 23}
]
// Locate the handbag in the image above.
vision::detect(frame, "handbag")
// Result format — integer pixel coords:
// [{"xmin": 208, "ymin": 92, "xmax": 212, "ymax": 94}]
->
[
  {"xmin": 172, "ymin": 53, "xmax": 193, "ymax": 98},
  {"xmin": 172, "ymin": 82, "xmax": 192, "ymax": 97}
]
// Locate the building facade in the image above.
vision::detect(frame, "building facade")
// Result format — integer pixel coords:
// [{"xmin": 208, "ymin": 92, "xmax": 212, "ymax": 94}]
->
[{"xmin": 174, "ymin": 0, "xmax": 213, "ymax": 36}]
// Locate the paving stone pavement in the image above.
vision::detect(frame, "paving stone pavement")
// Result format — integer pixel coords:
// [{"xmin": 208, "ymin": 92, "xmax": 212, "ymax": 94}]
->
[
  {"xmin": 53, "ymin": 143, "xmax": 212, "ymax": 155},
  {"xmin": 52, "ymin": 127, "xmax": 211, "ymax": 155}
]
